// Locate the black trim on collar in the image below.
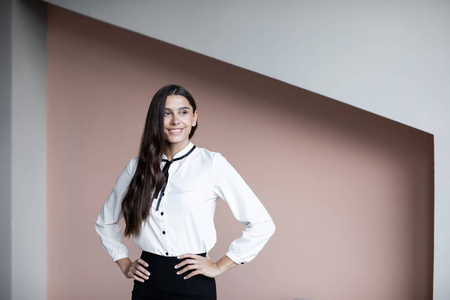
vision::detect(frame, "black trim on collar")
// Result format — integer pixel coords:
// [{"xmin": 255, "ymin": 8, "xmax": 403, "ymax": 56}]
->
[{"xmin": 162, "ymin": 145, "xmax": 197, "ymax": 163}]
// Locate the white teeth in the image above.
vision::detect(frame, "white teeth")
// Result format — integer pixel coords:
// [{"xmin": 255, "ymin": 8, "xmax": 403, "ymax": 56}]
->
[{"xmin": 170, "ymin": 129, "xmax": 182, "ymax": 133}]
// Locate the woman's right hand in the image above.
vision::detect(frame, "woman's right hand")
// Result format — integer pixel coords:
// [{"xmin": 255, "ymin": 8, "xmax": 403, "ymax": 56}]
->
[{"xmin": 116, "ymin": 258, "xmax": 150, "ymax": 282}]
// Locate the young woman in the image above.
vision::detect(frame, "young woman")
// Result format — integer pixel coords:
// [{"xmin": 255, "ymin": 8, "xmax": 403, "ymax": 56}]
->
[{"xmin": 95, "ymin": 84, "xmax": 275, "ymax": 300}]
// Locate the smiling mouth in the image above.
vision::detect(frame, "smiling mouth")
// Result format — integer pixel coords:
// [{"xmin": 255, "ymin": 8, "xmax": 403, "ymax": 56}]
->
[{"xmin": 169, "ymin": 128, "xmax": 183, "ymax": 135}]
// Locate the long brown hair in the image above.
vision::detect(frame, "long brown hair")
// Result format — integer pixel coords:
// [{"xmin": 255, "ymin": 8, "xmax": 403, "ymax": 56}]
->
[{"xmin": 121, "ymin": 84, "xmax": 198, "ymax": 237}]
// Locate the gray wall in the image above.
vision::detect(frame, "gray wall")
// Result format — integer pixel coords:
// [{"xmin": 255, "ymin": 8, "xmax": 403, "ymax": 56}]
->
[
  {"xmin": 0, "ymin": 0, "xmax": 13, "ymax": 298},
  {"xmin": 1, "ymin": 0, "xmax": 47, "ymax": 299}
]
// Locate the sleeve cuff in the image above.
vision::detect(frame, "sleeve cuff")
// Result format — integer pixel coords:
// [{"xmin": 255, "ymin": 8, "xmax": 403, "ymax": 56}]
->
[
  {"xmin": 112, "ymin": 253, "xmax": 129, "ymax": 262},
  {"xmin": 226, "ymin": 252, "xmax": 245, "ymax": 265}
]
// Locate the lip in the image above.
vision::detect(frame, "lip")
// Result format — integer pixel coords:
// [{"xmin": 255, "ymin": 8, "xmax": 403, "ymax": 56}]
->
[{"xmin": 168, "ymin": 128, "xmax": 184, "ymax": 135}]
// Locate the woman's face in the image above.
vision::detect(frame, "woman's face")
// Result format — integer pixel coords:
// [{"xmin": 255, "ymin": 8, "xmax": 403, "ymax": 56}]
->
[{"xmin": 163, "ymin": 95, "xmax": 198, "ymax": 149}]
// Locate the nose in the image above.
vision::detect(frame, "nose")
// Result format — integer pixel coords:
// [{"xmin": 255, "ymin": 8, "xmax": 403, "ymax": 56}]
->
[{"xmin": 170, "ymin": 114, "xmax": 180, "ymax": 125}]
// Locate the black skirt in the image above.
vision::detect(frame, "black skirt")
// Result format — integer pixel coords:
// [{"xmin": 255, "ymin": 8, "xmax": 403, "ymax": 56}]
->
[{"xmin": 131, "ymin": 251, "xmax": 217, "ymax": 300}]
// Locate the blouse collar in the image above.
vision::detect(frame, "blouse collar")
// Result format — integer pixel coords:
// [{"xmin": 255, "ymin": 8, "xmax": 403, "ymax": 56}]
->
[{"xmin": 162, "ymin": 142, "xmax": 195, "ymax": 161}]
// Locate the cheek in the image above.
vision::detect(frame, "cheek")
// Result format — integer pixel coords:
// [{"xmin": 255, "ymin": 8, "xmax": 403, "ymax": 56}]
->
[
  {"xmin": 181, "ymin": 115, "xmax": 194, "ymax": 124},
  {"xmin": 184, "ymin": 121, "xmax": 193, "ymax": 136},
  {"xmin": 163, "ymin": 116, "xmax": 171, "ymax": 126}
]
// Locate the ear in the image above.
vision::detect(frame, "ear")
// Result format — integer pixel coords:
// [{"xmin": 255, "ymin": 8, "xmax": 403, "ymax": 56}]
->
[{"xmin": 192, "ymin": 110, "xmax": 198, "ymax": 127}]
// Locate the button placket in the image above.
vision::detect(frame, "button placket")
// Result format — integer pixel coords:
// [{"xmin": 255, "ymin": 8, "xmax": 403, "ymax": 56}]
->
[
  {"xmin": 159, "ymin": 186, "xmax": 169, "ymax": 256},
  {"xmin": 157, "ymin": 151, "xmax": 190, "ymax": 258}
]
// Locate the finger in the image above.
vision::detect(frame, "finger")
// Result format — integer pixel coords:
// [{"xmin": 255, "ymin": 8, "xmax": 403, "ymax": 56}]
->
[
  {"xmin": 137, "ymin": 265, "xmax": 150, "ymax": 276},
  {"xmin": 138, "ymin": 259, "xmax": 149, "ymax": 267},
  {"xmin": 177, "ymin": 253, "xmax": 199, "ymax": 260},
  {"xmin": 183, "ymin": 269, "xmax": 201, "ymax": 280},
  {"xmin": 135, "ymin": 270, "xmax": 150, "ymax": 280},
  {"xmin": 133, "ymin": 273, "xmax": 146, "ymax": 282},
  {"xmin": 177, "ymin": 264, "xmax": 198, "ymax": 275},
  {"xmin": 175, "ymin": 258, "xmax": 198, "ymax": 269}
]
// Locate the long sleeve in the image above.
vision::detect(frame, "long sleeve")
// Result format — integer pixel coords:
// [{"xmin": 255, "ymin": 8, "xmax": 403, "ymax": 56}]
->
[
  {"xmin": 212, "ymin": 153, "xmax": 275, "ymax": 264},
  {"xmin": 94, "ymin": 158, "xmax": 137, "ymax": 262}
]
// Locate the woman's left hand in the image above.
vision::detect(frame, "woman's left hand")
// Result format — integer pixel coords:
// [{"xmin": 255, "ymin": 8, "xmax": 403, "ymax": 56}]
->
[{"xmin": 175, "ymin": 254, "xmax": 237, "ymax": 279}]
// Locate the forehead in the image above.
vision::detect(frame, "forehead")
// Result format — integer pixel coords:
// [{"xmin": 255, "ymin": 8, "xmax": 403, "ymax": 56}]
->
[{"xmin": 165, "ymin": 95, "xmax": 192, "ymax": 109}]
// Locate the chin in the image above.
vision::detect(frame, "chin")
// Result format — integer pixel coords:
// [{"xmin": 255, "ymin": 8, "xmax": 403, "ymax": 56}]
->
[{"xmin": 167, "ymin": 136, "xmax": 188, "ymax": 144}]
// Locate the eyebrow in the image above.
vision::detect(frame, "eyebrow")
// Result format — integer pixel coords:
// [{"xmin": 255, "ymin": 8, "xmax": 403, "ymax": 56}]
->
[{"xmin": 164, "ymin": 106, "xmax": 191, "ymax": 111}]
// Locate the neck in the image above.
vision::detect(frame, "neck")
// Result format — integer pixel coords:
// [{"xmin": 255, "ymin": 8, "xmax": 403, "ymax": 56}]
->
[{"xmin": 164, "ymin": 141, "xmax": 190, "ymax": 161}]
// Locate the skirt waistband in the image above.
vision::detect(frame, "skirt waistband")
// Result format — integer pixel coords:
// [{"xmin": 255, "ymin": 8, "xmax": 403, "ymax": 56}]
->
[{"xmin": 140, "ymin": 251, "xmax": 206, "ymax": 264}]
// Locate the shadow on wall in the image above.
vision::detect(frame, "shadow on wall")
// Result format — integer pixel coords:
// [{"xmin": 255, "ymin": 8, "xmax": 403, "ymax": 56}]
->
[{"xmin": 46, "ymin": 5, "xmax": 434, "ymax": 300}]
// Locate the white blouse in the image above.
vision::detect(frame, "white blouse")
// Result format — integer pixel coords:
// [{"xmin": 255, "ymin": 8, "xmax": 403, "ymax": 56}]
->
[{"xmin": 95, "ymin": 142, "xmax": 275, "ymax": 264}]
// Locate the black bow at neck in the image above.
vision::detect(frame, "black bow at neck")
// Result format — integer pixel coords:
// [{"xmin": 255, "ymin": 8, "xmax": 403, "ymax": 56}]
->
[{"xmin": 155, "ymin": 145, "xmax": 196, "ymax": 211}]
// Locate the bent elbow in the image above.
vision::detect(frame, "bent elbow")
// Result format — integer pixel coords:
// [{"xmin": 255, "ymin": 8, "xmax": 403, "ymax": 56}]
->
[{"xmin": 268, "ymin": 220, "xmax": 276, "ymax": 237}]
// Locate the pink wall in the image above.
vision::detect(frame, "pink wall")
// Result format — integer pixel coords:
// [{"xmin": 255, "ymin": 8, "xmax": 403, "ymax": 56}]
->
[{"xmin": 46, "ymin": 6, "xmax": 434, "ymax": 300}]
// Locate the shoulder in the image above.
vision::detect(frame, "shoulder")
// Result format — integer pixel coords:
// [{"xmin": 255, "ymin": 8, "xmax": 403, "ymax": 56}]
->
[
  {"xmin": 193, "ymin": 146, "xmax": 225, "ymax": 162},
  {"xmin": 196, "ymin": 147, "xmax": 228, "ymax": 167},
  {"xmin": 125, "ymin": 157, "xmax": 139, "ymax": 175}
]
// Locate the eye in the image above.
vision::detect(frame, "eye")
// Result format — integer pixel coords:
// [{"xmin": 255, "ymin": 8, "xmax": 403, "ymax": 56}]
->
[
  {"xmin": 180, "ymin": 110, "xmax": 188, "ymax": 115},
  {"xmin": 164, "ymin": 111, "xmax": 171, "ymax": 116}
]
